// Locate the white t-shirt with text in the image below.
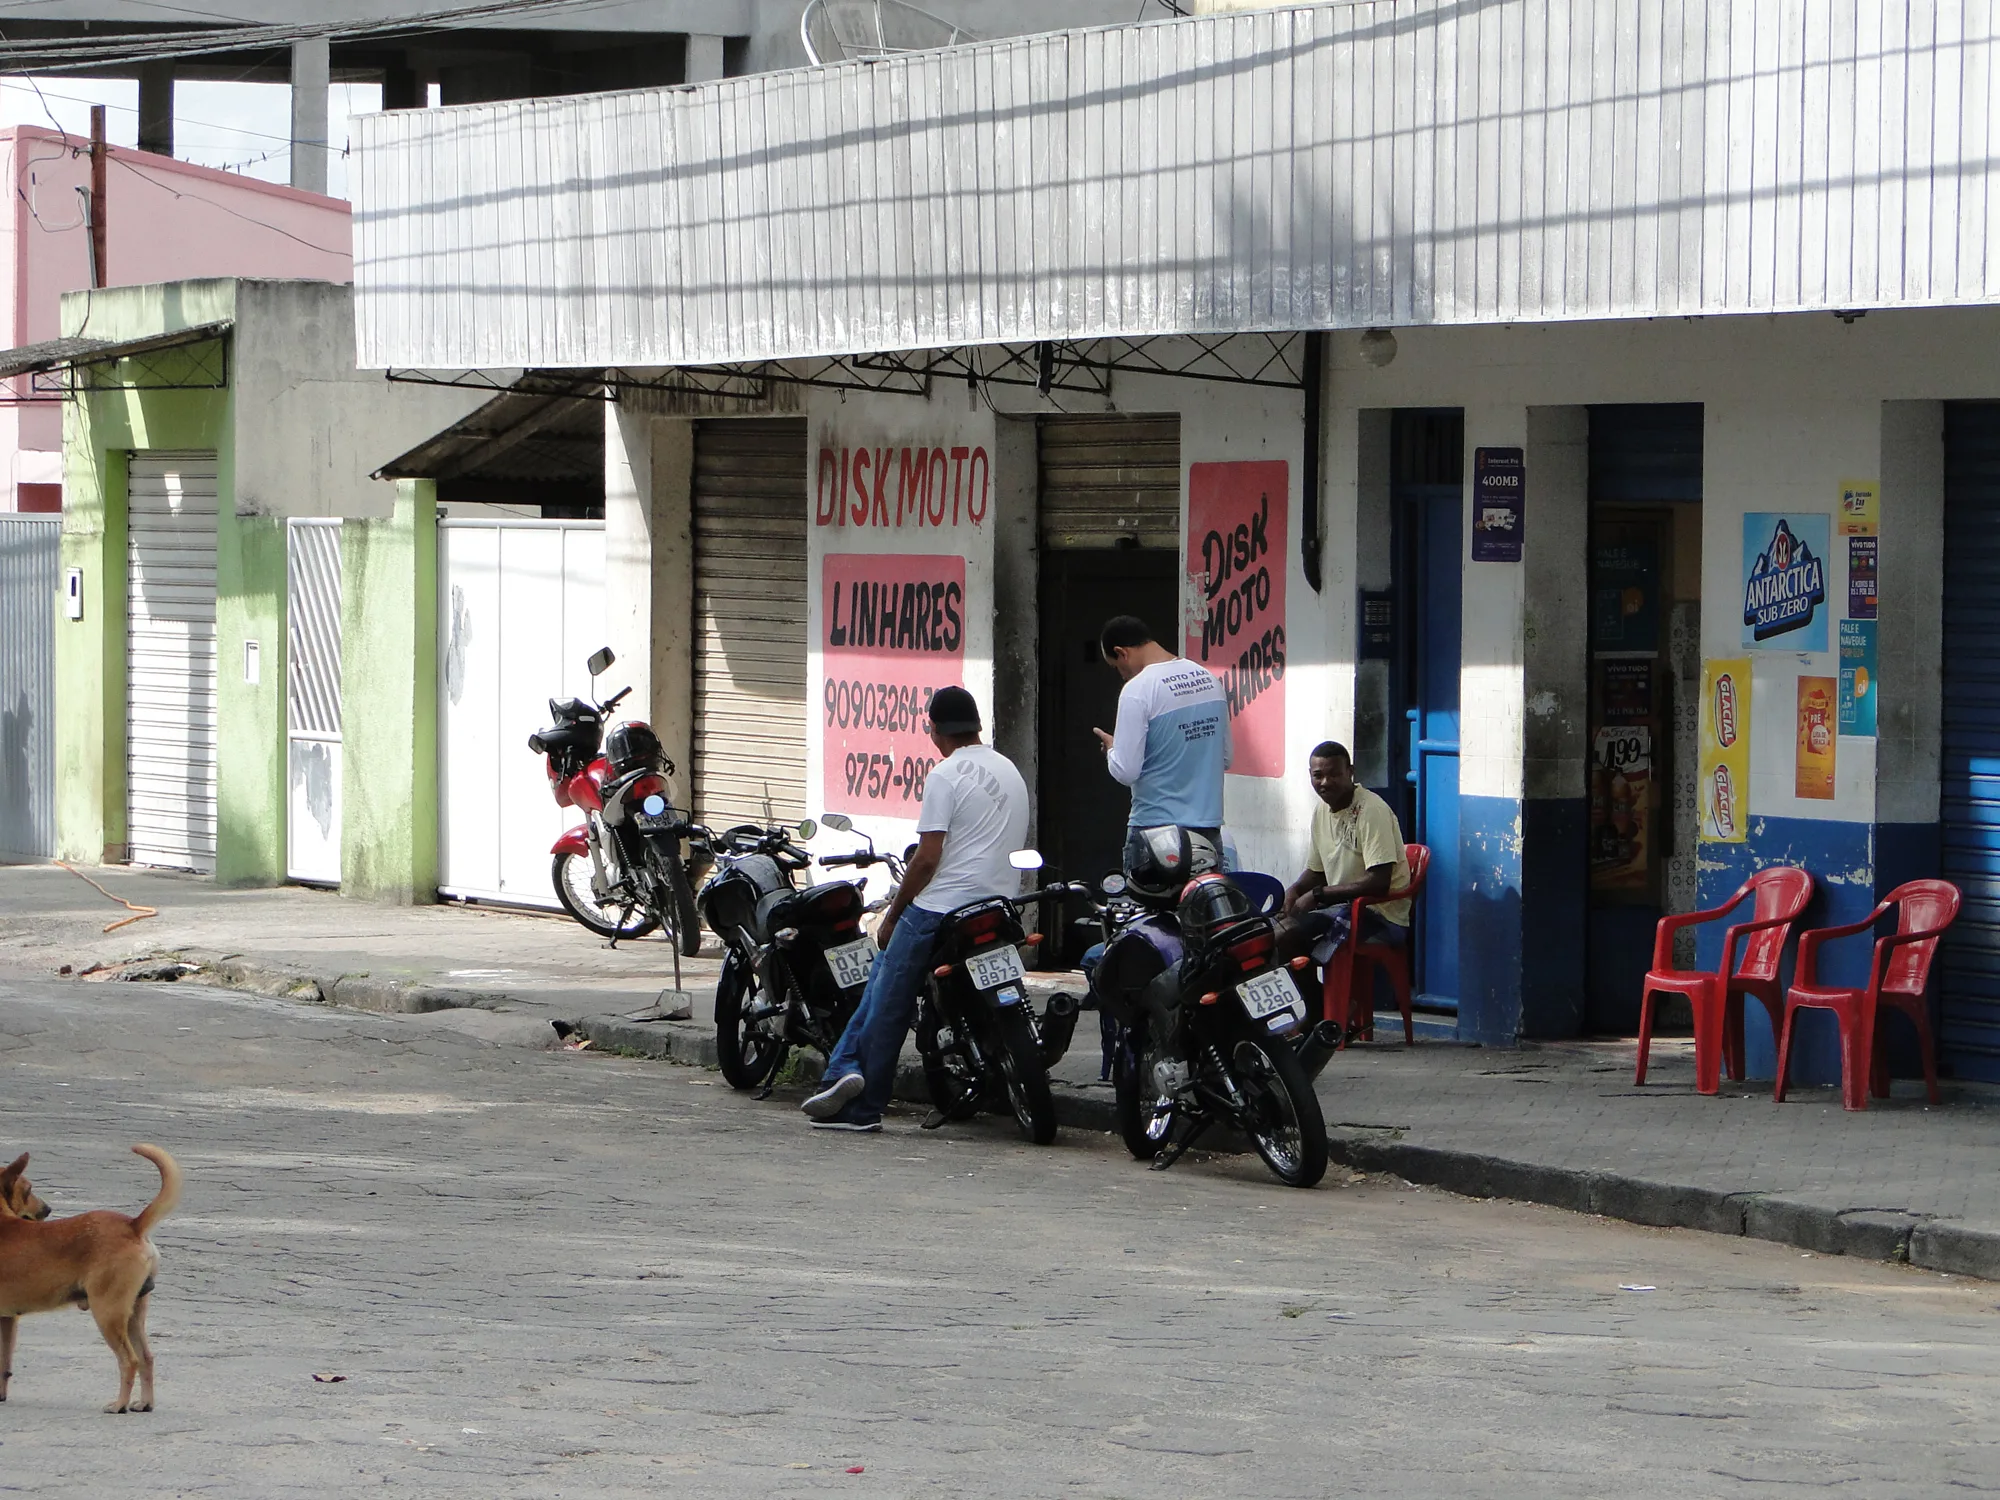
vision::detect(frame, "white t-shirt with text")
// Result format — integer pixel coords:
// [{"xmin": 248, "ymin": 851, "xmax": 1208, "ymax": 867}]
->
[{"xmin": 911, "ymin": 744, "xmax": 1032, "ymax": 915}]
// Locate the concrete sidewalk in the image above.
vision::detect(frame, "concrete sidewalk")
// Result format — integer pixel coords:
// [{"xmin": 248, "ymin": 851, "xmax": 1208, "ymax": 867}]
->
[{"xmin": 5, "ymin": 860, "xmax": 1998, "ymax": 1279}]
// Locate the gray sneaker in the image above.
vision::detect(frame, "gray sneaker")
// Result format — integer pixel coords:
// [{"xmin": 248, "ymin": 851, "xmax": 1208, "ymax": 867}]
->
[
  {"xmin": 810, "ymin": 1117, "xmax": 882, "ymax": 1133},
  {"xmin": 802, "ymin": 1072, "xmax": 865, "ymax": 1119}
]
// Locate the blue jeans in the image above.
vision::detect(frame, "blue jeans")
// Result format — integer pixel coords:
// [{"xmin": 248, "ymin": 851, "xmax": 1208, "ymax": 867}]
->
[{"xmin": 821, "ymin": 904, "xmax": 946, "ymax": 1125}]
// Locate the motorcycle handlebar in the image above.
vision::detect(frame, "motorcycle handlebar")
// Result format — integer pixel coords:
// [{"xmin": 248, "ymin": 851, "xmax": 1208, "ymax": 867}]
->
[
  {"xmin": 601, "ymin": 685, "xmax": 632, "ymax": 711},
  {"xmin": 1010, "ymin": 880, "xmax": 1094, "ymax": 908}
]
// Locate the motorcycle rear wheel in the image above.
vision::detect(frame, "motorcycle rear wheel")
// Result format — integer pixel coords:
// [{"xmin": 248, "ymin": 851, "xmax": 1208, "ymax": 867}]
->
[
  {"xmin": 917, "ymin": 1005, "xmax": 983, "ymax": 1123},
  {"xmin": 552, "ymin": 851, "xmax": 660, "ymax": 940},
  {"xmin": 715, "ymin": 952, "xmax": 785, "ymax": 1091},
  {"xmin": 1229, "ymin": 1020, "xmax": 1329, "ymax": 1189},
  {"xmin": 1112, "ymin": 1025, "xmax": 1168, "ymax": 1161},
  {"xmin": 992, "ymin": 1004, "xmax": 1058, "ymax": 1145}
]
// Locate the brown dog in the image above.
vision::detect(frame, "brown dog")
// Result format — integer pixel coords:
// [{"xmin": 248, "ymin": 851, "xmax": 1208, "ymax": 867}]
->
[{"xmin": 0, "ymin": 1145, "xmax": 181, "ymax": 1413}]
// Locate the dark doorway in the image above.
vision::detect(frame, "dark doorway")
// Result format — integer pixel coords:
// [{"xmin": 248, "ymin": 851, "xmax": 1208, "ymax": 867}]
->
[
  {"xmin": 1038, "ymin": 549, "xmax": 1179, "ymax": 882},
  {"xmin": 1584, "ymin": 404, "xmax": 1704, "ymax": 1034},
  {"xmin": 1390, "ymin": 410, "xmax": 1464, "ymax": 1012}
]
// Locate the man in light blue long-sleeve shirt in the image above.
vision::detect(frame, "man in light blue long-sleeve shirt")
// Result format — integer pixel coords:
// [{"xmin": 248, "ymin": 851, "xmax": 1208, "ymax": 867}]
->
[{"xmin": 1091, "ymin": 614, "xmax": 1232, "ymax": 856}]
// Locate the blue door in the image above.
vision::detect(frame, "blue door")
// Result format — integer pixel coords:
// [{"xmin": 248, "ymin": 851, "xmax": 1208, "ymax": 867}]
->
[{"xmin": 1395, "ymin": 483, "xmax": 1462, "ymax": 1011}]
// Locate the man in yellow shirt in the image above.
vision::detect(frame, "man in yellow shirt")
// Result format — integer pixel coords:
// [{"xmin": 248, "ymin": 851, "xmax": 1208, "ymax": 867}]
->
[{"xmin": 1276, "ymin": 741, "xmax": 1411, "ymax": 967}]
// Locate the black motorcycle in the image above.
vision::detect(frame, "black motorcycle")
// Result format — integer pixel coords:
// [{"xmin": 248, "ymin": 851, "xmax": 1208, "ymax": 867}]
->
[
  {"xmin": 915, "ymin": 851, "xmax": 1085, "ymax": 1145},
  {"xmin": 1094, "ymin": 855, "xmax": 1330, "ymax": 1189},
  {"xmin": 698, "ymin": 820, "xmax": 874, "ymax": 1094}
]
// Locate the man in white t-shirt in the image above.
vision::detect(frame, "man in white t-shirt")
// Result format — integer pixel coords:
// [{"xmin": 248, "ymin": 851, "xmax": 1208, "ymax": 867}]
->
[{"xmin": 803, "ymin": 686, "xmax": 1031, "ymax": 1132}]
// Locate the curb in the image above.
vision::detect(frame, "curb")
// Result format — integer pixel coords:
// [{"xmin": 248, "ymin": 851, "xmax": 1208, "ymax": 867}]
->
[{"xmin": 181, "ymin": 950, "xmax": 507, "ymax": 1016}]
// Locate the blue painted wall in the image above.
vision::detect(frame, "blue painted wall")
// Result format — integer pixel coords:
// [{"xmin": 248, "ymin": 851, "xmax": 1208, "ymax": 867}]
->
[{"xmin": 1458, "ymin": 794, "xmax": 1590, "ymax": 1046}]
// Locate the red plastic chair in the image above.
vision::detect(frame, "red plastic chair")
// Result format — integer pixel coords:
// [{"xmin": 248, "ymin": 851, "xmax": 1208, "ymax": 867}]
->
[
  {"xmin": 1320, "ymin": 844, "xmax": 1430, "ymax": 1048},
  {"xmin": 1635, "ymin": 866, "xmax": 1813, "ymax": 1096},
  {"xmin": 1775, "ymin": 879, "xmax": 1960, "ymax": 1111}
]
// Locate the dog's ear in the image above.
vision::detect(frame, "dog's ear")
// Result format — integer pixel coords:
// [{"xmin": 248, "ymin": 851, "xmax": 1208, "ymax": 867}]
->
[{"xmin": 0, "ymin": 1153, "xmax": 25, "ymax": 1183}]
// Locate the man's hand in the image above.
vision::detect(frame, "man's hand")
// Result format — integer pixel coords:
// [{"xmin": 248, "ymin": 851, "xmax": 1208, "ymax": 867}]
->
[
  {"xmin": 1286, "ymin": 890, "xmax": 1321, "ymax": 919},
  {"xmin": 1092, "ymin": 727, "xmax": 1114, "ymax": 751},
  {"xmin": 876, "ymin": 907, "xmax": 900, "ymax": 951}
]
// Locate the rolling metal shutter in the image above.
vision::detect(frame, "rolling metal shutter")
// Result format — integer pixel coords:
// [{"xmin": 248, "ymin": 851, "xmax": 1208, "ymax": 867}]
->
[
  {"xmin": 691, "ymin": 418, "xmax": 808, "ymax": 828},
  {"xmin": 126, "ymin": 452, "xmax": 219, "ymax": 873},
  {"xmin": 1037, "ymin": 414, "xmax": 1181, "ymax": 549},
  {"xmin": 1942, "ymin": 404, "xmax": 2000, "ymax": 1083}
]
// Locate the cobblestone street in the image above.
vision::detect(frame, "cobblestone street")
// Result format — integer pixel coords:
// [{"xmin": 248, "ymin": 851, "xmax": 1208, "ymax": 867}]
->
[{"xmin": 3, "ymin": 974, "xmax": 1998, "ymax": 1497}]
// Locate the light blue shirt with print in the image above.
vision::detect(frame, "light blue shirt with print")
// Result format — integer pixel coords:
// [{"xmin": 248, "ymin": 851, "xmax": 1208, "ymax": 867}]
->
[{"xmin": 1106, "ymin": 658, "xmax": 1232, "ymax": 828}]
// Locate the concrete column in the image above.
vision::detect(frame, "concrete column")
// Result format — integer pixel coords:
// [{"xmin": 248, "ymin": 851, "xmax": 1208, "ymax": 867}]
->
[
  {"xmin": 684, "ymin": 33, "xmax": 726, "ymax": 82},
  {"xmin": 382, "ymin": 65, "xmax": 422, "ymax": 111},
  {"xmin": 137, "ymin": 63, "xmax": 173, "ymax": 157},
  {"xmin": 605, "ymin": 399, "xmax": 656, "ymax": 721},
  {"xmin": 991, "ymin": 414, "xmax": 1039, "ymax": 838},
  {"xmin": 290, "ymin": 38, "xmax": 331, "ymax": 195},
  {"xmin": 340, "ymin": 481, "xmax": 438, "ymax": 903},
  {"xmin": 1455, "ymin": 404, "xmax": 1590, "ymax": 1045}
]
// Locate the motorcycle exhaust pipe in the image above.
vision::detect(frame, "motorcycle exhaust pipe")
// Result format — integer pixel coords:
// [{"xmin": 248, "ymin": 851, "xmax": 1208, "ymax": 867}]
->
[
  {"xmin": 1039, "ymin": 990, "xmax": 1082, "ymax": 1070},
  {"xmin": 1294, "ymin": 1019, "xmax": 1343, "ymax": 1082}
]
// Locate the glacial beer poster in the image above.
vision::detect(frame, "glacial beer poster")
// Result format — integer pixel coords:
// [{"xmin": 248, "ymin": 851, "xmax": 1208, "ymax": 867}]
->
[
  {"xmin": 1185, "ymin": 460, "xmax": 1288, "ymax": 778},
  {"xmin": 820, "ymin": 552, "xmax": 967, "ymax": 812},
  {"xmin": 1741, "ymin": 512, "xmax": 1830, "ymax": 651},
  {"xmin": 1699, "ymin": 658, "xmax": 1751, "ymax": 842}
]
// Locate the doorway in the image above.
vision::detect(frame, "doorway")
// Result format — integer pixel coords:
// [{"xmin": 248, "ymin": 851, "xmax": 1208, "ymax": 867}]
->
[
  {"xmin": 1584, "ymin": 405, "xmax": 1703, "ymax": 1033},
  {"xmin": 1390, "ymin": 411, "xmax": 1463, "ymax": 1012},
  {"xmin": 1035, "ymin": 414, "xmax": 1181, "ymax": 883}
]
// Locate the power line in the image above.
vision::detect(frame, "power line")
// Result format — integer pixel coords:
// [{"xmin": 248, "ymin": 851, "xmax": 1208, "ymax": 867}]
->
[
  {"xmin": 0, "ymin": 75, "xmax": 349, "ymax": 145},
  {"xmin": 0, "ymin": 0, "xmax": 631, "ymax": 74},
  {"xmin": 109, "ymin": 151, "xmax": 348, "ymax": 255}
]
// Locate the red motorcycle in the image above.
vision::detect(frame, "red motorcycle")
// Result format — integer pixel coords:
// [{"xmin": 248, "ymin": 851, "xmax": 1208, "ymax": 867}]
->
[{"xmin": 527, "ymin": 647, "xmax": 702, "ymax": 962}]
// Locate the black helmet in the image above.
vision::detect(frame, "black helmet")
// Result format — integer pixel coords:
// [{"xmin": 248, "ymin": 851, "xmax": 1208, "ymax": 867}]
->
[
  {"xmin": 1123, "ymin": 824, "xmax": 1223, "ymax": 903},
  {"xmin": 1177, "ymin": 873, "xmax": 1255, "ymax": 949},
  {"xmin": 604, "ymin": 721, "xmax": 664, "ymax": 775}
]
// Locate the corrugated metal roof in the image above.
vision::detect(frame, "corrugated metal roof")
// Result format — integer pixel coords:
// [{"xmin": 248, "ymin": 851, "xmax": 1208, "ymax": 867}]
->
[
  {"xmin": 375, "ymin": 373, "xmax": 604, "ymax": 482},
  {"xmin": 0, "ymin": 321, "xmax": 232, "ymax": 378},
  {"xmin": 355, "ymin": 1, "xmax": 2000, "ymax": 371}
]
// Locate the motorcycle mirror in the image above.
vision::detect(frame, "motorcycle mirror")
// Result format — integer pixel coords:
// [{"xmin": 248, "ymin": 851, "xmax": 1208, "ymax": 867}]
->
[
  {"xmin": 1100, "ymin": 872, "xmax": 1128, "ymax": 896},
  {"xmin": 819, "ymin": 812, "xmax": 854, "ymax": 832},
  {"xmin": 586, "ymin": 646, "xmax": 615, "ymax": 676},
  {"xmin": 795, "ymin": 818, "xmax": 818, "ymax": 842},
  {"xmin": 1008, "ymin": 849, "xmax": 1045, "ymax": 871}
]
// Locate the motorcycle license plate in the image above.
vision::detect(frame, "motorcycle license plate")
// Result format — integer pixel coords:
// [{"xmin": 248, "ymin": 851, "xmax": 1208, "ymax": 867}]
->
[
  {"xmin": 635, "ymin": 809, "xmax": 678, "ymax": 832},
  {"xmin": 827, "ymin": 937, "xmax": 876, "ymax": 991},
  {"xmin": 1238, "ymin": 969, "xmax": 1304, "ymax": 1023},
  {"xmin": 965, "ymin": 945, "xmax": 1026, "ymax": 991}
]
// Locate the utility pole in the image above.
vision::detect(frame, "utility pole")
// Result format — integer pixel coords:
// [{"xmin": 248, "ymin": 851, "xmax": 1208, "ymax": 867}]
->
[{"xmin": 88, "ymin": 104, "xmax": 107, "ymax": 289}]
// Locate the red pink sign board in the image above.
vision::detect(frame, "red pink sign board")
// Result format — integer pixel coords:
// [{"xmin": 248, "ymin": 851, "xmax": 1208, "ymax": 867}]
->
[{"xmin": 1185, "ymin": 460, "xmax": 1288, "ymax": 779}]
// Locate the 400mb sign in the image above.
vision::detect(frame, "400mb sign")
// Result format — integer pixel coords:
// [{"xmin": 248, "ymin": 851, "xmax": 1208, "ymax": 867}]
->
[{"xmin": 821, "ymin": 552, "xmax": 966, "ymax": 813}]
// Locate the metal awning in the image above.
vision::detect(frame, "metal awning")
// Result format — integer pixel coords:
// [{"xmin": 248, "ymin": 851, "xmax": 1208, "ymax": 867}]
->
[
  {"xmin": 0, "ymin": 321, "xmax": 232, "ymax": 396},
  {"xmin": 374, "ymin": 371, "xmax": 605, "ymax": 483}
]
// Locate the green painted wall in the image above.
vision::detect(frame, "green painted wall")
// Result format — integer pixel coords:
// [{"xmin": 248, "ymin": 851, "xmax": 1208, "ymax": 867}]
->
[
  {"xmin": 339, "ymin": 480, "xmax": 438, "ymax": 903},
  {"xmin": 214, "ymin": 494, "xmax": 287, "ymax": 886}
]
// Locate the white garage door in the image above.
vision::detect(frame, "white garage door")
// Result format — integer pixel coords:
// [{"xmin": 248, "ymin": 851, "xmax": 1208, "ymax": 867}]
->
[
  {"xmin": 692, "ymin": 419, "xmax": 808, "ymax": 828},
  {"xmin": 126, "ymin": 452, "xmax": 219, "ymax": 873}
]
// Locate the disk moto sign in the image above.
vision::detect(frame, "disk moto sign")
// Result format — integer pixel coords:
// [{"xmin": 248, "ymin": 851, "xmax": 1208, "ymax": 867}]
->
[{"xmin": 1185, "ymin": 460, "xmax": 1289, "ymax": 779}]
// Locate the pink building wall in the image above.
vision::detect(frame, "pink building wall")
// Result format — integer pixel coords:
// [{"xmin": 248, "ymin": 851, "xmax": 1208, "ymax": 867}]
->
[{"xmin": 0, "ymin": 126, "xmax": 353, "ymax": 509}]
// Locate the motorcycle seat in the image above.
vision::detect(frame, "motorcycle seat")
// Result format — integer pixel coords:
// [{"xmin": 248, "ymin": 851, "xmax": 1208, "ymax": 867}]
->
[{"xmin": 762, "ymin": 880, "xmax": 865, "ymax": 938}]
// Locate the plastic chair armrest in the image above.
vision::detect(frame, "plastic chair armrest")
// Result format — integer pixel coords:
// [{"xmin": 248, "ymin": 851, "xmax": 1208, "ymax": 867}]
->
[
  {"xmin": 1796, "ymin": 903, "xmax": 1891, "ymax": 988},
  {"xmin": 1866, "ymin": 926, "xmax": 1949, "ymax": 997},
  {"xmin": 1653, "ymin": 899, "xmax": 1740, "ymax": 971}
]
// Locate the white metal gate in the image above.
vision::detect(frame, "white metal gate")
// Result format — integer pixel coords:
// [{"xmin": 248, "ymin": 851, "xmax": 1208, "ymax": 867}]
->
[
  {"xmin": 126, "ymin": 452, "xmax": 219, "ymax": 873},
  {"xmin": 0, "ymin": 514, "xmax": 59, "ymax": 860},
  {"xmin": 287, "ymin": 519, "xmax": 343, "ymax": 884},
  {"xmin": 438, "ymin": 518, "xmax": 604, "ymax": 906}
]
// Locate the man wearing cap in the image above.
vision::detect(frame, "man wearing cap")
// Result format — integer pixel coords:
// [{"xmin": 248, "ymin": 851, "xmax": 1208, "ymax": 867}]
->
[{"xmin": 804, "ymin": 685, "xmax": 1030, "ymax": 1132}]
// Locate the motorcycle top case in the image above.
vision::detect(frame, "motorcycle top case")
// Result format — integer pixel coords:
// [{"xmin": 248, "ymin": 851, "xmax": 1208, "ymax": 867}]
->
[
  {"xmin": 1091, "ymin": 914, "xmax": 1185, "ymax": 1028},
  {"xmin": 699, "ymin": 853, "xmax": 790, "ymax": 941}
]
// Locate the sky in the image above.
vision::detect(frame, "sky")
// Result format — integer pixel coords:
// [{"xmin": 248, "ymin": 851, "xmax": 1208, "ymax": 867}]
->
[{"xmin": 0, "ymin": 74, "xmax": 384, "ymax": 199}]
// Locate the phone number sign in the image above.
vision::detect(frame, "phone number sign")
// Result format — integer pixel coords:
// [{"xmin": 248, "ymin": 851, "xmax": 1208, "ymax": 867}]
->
[{"xmin": 821, "ymin": 552, "xmax": 966, "ymax": 813}]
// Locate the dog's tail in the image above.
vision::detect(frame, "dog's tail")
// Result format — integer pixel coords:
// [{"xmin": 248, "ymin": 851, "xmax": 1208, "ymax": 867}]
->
[{"xmin": 130, "ymin": 1144, "xmax": 181, "ymax": 1235}]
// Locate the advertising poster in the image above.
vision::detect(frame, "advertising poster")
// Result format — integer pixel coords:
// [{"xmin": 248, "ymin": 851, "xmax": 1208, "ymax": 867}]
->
[
  {"xmin": 1699, "ymin": 659, "xmax": 1751, "ymax": 842},
  {"xmin": 1848, "ymin": 535, "xmax": 1878, "ymax": 619},
  {"xmin": 1838, "ymin": 479, "xmax": 1880, "ymax": 536},
  {"xmin": 1840, "ymin": 620, "xmax": 1878, "ymax": 737},
  {"xmin": 1185, "ymin": 460, "xmax": 1288, "ymax": 778},
  {"xmin": 1592, "ymin": 541, "xmax": 1660, "ymax": 653},
  {"xmin": 820, "ymin": 552, "xmax": 967, "ymax": 813},
  {"xmin": 1470, "ymin": 447, "xmax": 1525, "ymax": 562},
  {"xmin": 1796, "ymin": 675, "xmax": 1838, "ymax": 800},
  {"xmin": 1589, "ymin": 724, "xmax": 1652, "ymax": 891},
  {"xmin": 1742, "ymin": 512, "xmax": 1831, "ymax": 651}
]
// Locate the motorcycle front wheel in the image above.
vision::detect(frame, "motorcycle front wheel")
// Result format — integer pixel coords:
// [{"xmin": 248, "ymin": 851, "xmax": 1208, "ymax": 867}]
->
[
  {"xmin": 1112, "ymin": 1024, "xmax": 1169, "ymax": 1161},
  {"xmin": 1229, "ymin": 1020, "xmax": 1329, "ymax": 1189},
  {"xmin": 552, "ymin": 851, "xmax": 660, "ymax": 940},
  {"xmin": 991, "ymin": 1003, "xmax": 1058, "ymax": 1145},
  {"xmin": 641, "ymin": 841, "xmax": 704, "ymax": 957},
  {"xmin": 715, "ymin": 951, "xmax": 786, "ymax": 1090}
]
